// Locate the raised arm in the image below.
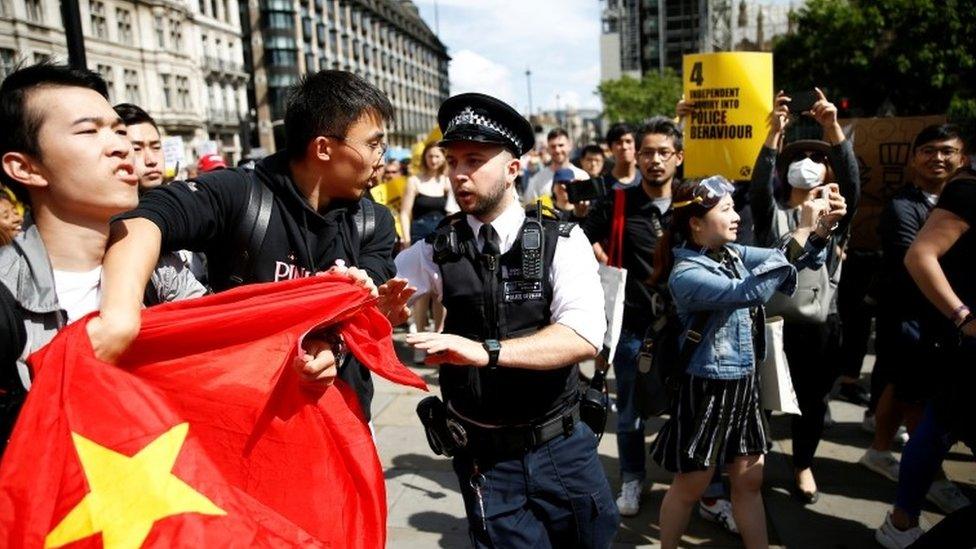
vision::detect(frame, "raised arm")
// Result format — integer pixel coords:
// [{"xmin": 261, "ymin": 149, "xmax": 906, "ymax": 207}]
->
[{"xmin": 750, "ymin": 92, "xmax": 790, "ymax": 246}]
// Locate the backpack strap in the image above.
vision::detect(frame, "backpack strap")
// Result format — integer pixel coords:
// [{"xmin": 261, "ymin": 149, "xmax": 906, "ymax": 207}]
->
[
  {"xmin": 352, "ymin": 199, "xmax": 377, "ymax": 244},
  {"xmin": 606, "ymin": 188, "xmax": 626, "ymax": 267},
  {"xmin": 229, "ymin": 172, "xmax": 273, "ymax": 286},
  {"xmin": 677, "ymin": 312, "xmax": 712, "ymax": 367}
]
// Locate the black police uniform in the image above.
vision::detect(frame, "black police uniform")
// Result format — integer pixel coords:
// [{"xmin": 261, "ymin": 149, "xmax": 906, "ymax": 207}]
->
[{"xmin": 413, "ymin": 93, "xmax": 619, "ymax": 548}]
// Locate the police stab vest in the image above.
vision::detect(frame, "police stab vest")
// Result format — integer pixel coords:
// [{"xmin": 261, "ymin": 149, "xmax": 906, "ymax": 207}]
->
[{"xmin": 429, "ymin": 210, "xmax": 578, "ymax": 426}]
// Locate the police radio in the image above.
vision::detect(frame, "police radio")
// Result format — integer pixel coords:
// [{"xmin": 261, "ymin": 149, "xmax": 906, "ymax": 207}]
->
[{"xmin": 521, "ymin": 209, "xmax": 544, "ymax": 280}]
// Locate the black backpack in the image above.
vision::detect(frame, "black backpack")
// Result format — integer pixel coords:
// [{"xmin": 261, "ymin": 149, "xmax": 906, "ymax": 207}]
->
[
  {"xmin": 634, "ymin": 288, "xmax": 711, "ymax": 418},
  {"xmin": 228, "ymin": 171, "xmax": 377, "ymax": 286}
]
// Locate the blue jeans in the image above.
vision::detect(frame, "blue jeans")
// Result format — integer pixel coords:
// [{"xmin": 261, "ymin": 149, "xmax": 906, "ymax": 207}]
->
[
  {"xmin": 452, "ymin": 423, "xmax": 619, "ymax": 548},
  {"xmin": 894, "ymin": 403, "xmax": 974, "ymax": 519},
  {"xmin": 614, "ymin": 328, "xmax": 646, "ymax": 483}
]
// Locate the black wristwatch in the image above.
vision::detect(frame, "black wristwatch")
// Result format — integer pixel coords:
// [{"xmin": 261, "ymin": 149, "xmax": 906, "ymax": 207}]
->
[{"xmin": 482, "ymin": 339, "xmax": 501, "ymax": 369}]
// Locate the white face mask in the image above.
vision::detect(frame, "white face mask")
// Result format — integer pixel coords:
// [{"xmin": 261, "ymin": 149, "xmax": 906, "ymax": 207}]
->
[{"xmin": 787, "ymin": 158, "xmax": 826, "ymax": 189}]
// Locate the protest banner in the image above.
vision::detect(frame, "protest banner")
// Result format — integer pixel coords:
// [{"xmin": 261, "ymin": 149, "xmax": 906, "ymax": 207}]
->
[
  {"xmin": 840, "ymin": 115, "xmax": 945, "ymax": 250},
  {"xmin": 682, "ymin": 52, "xmax": 773, "ymax": 181},
  {"xmin": 162, "ymin": 136, "xmax": 185, "ymax": 179}
]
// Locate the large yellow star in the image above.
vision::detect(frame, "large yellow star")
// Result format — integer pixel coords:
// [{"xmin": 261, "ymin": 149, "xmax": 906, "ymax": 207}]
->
[{"xmin": 45, "ymin": 423, "xmax": 226, "ymax": 549}]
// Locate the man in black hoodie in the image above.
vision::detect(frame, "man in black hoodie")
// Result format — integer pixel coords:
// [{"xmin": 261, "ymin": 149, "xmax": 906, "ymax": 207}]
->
[{"xmin": 88, "ymin": 70, "xmax": 413, "ymax": 418}]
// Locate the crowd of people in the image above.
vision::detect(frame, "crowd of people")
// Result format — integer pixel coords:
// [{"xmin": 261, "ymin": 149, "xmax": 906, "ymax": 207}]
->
[{"xmin": 0, "ymin": 62, "xmax": 973, "ymax": 549}]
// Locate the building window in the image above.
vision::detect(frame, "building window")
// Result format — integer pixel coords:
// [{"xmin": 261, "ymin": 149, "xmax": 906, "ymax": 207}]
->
[
  {"xmin": 161, "ymin": 74, "xmax": 172, "ymax": 108},
  {"xmin": 96, "ymin": 64, "xmax": 114, "ymax": 102},
  {"xmin": 176, "ymin": 76, "xmax": 190, "ymax": 110},
  {"xmin": 90, "ymin": 1, "xmax": 107, "ymax": 39},
  {"xmin": 123, "ymin": 69, "xmax": 140, "ymax": 103},
  {"xmin": 116, "ymin": 8, "xmax": 133, "ymax": 44},
  {"xmin": 154, "ymin": 15, "xmax": 165, "ymax": 48},
  {"xmin": 210, "ymin": 0, "xmax": 219, "ymax": 19},
  {"xmin": 0, "ymin": 49, "xmax": 17, "ymax": 80},
  {"xmin": 169, "ymin": 19, "xmax": 182, "ymax": 49},
  {"xmin": 25, "ymin": 0, "xmax": 42, "ymax": 23},
  {"xmin": 33, "ymin": 52, "xmax": 50, "ymax": 64}
]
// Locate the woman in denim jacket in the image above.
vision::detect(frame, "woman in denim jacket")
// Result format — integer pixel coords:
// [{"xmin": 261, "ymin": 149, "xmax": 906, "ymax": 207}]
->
[{"xmin": 649, "ymin": 176, "xmax": 846, "ymax": 549}]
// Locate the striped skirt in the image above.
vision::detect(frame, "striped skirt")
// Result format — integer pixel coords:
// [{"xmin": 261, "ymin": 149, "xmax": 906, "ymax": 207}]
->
[{"xmin": 650, "ymin": 371, "xmax": 770, "ymax": 473}]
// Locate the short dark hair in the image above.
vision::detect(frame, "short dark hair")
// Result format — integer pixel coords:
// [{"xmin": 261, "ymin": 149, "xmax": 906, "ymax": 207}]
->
[
  {"xmin": 913, "ymin": 123, "xmax": 966, "ymax": 153},
  {"xmin": 0, "ymin": 63, "xmax": 108, "ymax": 202},
  {"xmin": 581, "ymin": 144, "xmax": 604, "ymax": 158},
  {"xmin": 547, "ymin": 127, "xmax": 569, "ymax": 141},
  {"xmin": 114, "ymin": 102, "xmax": 158, "ymax": 130},
  {"xmin": 637, "ymin": 116, "xmax": 683, "ymax": 152},
  {"xmin": 284, "ymin": 70, "xmax": 394, "ymax": 160},
  {"xmin": 606, "ymin": 122, "xmax": 635, "ymax": 146}
]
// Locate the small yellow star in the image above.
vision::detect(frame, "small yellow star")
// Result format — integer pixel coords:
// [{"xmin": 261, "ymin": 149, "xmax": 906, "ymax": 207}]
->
[{"xmin": 45, "ymin": 423, "xmax": 226, "ymax": 549}]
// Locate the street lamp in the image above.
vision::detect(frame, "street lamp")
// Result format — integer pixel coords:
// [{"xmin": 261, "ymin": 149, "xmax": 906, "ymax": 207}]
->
[{"xmin": 525, "ymin": 67, "xmax": 533, "ymax": 117}]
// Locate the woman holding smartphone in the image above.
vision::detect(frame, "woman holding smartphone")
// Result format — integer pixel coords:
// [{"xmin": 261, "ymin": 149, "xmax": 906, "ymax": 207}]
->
[{"xmin": 650, "ymin": 176, "xmax": 846, "ymax": 548}]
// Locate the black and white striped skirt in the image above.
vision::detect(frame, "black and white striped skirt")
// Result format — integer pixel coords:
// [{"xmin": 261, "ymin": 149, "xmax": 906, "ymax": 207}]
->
[{"xmin": 650, "ymin": 371, "xmax": 770, "ymax": 473}]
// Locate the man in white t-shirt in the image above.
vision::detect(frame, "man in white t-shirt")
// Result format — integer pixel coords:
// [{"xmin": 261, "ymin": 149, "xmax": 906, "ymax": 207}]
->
[
  {"xmin": 0, "ymin": 63, "xmax": 205, "ymax": 392},
  {"xmin": 520, "ymin": 128, "xmax": 588, "ymax": 205}
]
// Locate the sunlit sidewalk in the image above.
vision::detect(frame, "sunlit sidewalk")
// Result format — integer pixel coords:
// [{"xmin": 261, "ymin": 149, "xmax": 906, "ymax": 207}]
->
[{"xmin": 374, "ymin": 336, "xmax": 974, "ymax": 548}]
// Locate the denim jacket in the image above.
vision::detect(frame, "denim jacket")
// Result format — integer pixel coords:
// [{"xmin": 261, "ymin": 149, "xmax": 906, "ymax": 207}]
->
[{"xmin": 669, "ymin": 240, "xmax": 826, "ymax": 380}]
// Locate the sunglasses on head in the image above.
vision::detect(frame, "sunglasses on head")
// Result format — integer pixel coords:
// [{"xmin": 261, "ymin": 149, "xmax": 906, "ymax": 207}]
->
[{"xmin": 672, "ymin": 176, "xmax": 735, "ymax": 210}]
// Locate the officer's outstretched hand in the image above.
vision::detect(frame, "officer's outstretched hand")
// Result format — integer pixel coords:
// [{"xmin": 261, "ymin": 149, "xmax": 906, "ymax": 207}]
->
[
  {"xmin": 406, "ymin": 333, "xmax": 489, "ymax": 367},
  {"xmin": 378, "ymin": 278, "xmax": 415, "ymax": 326}
]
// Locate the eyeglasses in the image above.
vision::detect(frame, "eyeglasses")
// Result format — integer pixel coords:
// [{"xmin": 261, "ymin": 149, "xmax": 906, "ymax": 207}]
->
[
  {"xmin": 672, "ymin": 176, "xmax": 735, "ymax": 209},
  {"xmin": 325, "ymin": 135, "xmax": 389, "ymax": 159},
  {"xmin": 917, "ymin": 146, "xmax": 961, "ymax": 159},
  {"xmin": 637, "ymin": 148, "xmax": 677, "ymax": 162}
]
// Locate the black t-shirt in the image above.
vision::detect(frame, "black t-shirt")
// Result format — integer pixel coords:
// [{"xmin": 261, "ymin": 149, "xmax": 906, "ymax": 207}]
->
[
  {"xmin": 933, "ymin": 176, "xmax": 976, "ymax": 331},
  {"xmin": 582, "ymin": 183, "xmax": 672, "ymax": 331}
]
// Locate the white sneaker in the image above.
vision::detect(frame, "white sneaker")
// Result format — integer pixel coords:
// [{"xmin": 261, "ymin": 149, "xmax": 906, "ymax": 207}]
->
[
  {"xmin": 926, "ymin": 478, "xmax": 971, "ymax": 513},
  {"xmin": 894, "ymin": 426, "xmax": 909, "ymax": 446},
  {"xmin": 698, "ymin": 498, "xmax": 739, "ymax": 534},
  {"xmin": 862, "ymin": 411, "xmax": 876, "ymax": 434},
  {"xmin": 859, "ymin": 448, "xmax": 901, "ymax": 482},
  {"xmin": 616, "ymin": 479, "xmax": 642, "ymax": 517},
  {"xmin": 875, "ymin": 512, "xmax": 924, "ymax": 549}
]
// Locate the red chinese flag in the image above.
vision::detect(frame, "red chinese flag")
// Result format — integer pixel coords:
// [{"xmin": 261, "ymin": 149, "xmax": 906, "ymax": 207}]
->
[{"xmin": 0, "ymin": 275, "xmax": 426, "ymax": 548}]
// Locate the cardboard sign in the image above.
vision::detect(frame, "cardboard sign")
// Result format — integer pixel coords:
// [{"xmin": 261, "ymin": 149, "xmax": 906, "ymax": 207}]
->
[
  {"xmin": 682, "ymin": 52, "xmax": 773, "ymax": 180},
  {"xmin": 162, "ymin": 136, "xmax": 185, "ymax": 179},
  {"xmin": 840, "ymin": 115, "xmax": 945, "ymax": 250}
]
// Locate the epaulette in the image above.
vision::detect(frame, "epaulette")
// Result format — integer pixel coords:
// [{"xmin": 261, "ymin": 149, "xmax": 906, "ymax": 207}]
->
[{"xmin": 555, "ymin": 221, "xmax": 575, "ymax": 238}]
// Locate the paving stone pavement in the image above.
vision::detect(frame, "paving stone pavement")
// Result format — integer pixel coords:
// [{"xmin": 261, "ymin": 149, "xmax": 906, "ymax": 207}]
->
[{"xmin": 375, "ymin": 337, "xmax": 974, "ymax": 548}]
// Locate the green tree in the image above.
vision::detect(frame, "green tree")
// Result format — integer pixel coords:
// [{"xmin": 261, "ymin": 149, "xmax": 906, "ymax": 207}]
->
[
  {"xmin": 597, "ymin": 69, "xmax": 683, "ymax": 125},
  {"xmin": 773, "ymin": 0, "xmax": 976, "ymax": 118}
]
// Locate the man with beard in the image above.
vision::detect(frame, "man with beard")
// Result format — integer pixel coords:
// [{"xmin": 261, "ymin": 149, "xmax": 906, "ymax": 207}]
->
[
  {"xmin": 581, "ymin": 116, "xmax": 682, "ymax": 517},
  {"xmin": 520, "ymin": 127, "xmax": 588, "ymax": 205},
  {"xmin": 395, "ymin": 93, "xmax": 617, "ymax": 547}
]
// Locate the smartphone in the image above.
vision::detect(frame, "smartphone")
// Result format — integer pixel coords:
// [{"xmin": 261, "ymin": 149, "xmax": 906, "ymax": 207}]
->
[
  {"xmin": 566, "ymin": 178, "xmax": 605, "ymax": 204},
  {"xmin": 787, "ymin": 90, "xmax": 819, "ymax": 114}
]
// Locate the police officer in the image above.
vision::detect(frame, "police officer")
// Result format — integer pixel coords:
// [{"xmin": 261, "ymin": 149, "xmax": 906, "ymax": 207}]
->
[{"xmin": 396, "ymin": 93, "xmax": 618, "ymax": 547}]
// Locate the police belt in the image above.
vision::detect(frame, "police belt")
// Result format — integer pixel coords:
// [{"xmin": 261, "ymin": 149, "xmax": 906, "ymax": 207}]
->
[{"xmin": 447, "ymin": 402, "xmax": 580, "ymax": 456}]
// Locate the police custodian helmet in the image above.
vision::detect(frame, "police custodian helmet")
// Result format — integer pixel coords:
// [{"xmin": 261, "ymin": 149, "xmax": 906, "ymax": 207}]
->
[{"xmin": 437, "ymin": 93, "xmax": 535, "ymax": 157}]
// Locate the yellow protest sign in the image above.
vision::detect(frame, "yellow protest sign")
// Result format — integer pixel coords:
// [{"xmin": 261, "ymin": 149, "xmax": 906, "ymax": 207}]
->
[
  {"xmin": 370, "ymin": 175, "xmax": 407, "ymax": 237},
  {"xmin": 682, "ymin": 52, "xmax": 773, "ymax": 181}
]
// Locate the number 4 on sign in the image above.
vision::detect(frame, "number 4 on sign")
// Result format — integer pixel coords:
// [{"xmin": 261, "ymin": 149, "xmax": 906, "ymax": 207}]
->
[{"xmin": 689, "ymin": 62, "xmax": 704, "ymax": 87}]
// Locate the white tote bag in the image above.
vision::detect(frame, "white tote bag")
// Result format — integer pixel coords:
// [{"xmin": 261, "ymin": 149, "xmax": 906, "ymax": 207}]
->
[
  {"xmin": 759, "ymin": 316, "xmax": 801, "ymax": 415},
  {"xmin": 598, "ymin": 264, "xmax": 627, "ymax": 363}
]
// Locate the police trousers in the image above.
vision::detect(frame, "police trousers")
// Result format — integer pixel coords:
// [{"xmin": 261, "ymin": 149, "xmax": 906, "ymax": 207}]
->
[{"xmin": 451, "ymin": 422, "xmax": 619, "ymax": 548}]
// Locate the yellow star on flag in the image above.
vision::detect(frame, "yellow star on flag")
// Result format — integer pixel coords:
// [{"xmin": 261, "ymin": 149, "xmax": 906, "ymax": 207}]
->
[{"xmin": 45, "ymin": 423, "xmax": 226, "ymax": 549}]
